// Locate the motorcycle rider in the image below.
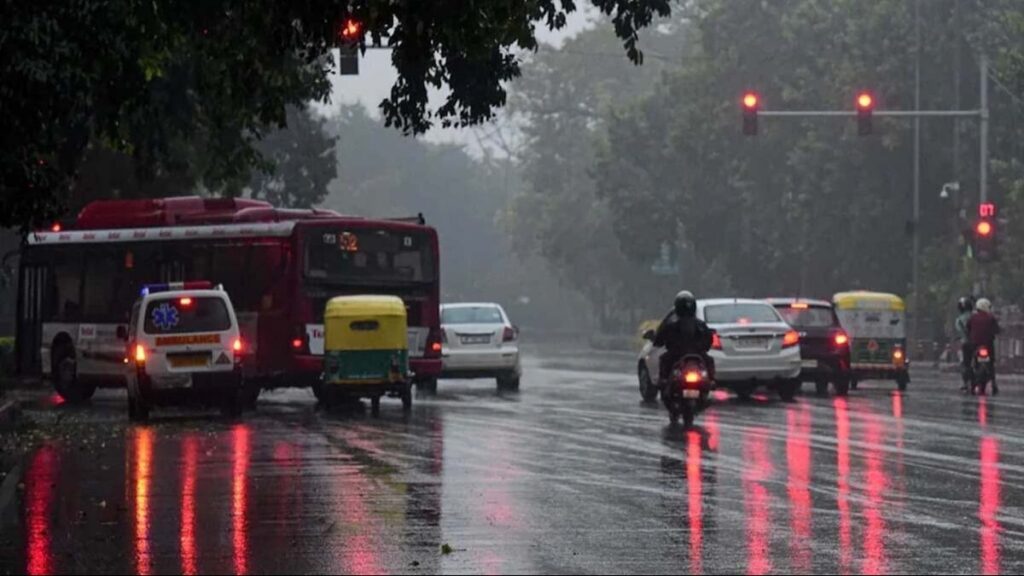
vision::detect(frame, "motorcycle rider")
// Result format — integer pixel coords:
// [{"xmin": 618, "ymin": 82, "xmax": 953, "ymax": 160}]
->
[
  {"xmin": 654, "ymin": 290, "xmax": 715, "ymax": 386},
  {"xmin": 968, "ymin": 297, "xmax": 1001, "ymax": 395},
  {"xmin": 955, "ymin": 296, "xmax": 975, "ymax": 392}
]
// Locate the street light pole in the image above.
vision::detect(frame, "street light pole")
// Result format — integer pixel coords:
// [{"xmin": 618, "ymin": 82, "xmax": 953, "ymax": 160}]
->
[{"xmin": 912, "ymin": 0, "xmax": 921, "ymax": 344}]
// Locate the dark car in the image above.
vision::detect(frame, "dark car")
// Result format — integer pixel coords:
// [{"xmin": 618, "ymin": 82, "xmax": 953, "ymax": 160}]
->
[{"xmin": 766, "ymin": 298, "xmax": 851, "ymax": 396}]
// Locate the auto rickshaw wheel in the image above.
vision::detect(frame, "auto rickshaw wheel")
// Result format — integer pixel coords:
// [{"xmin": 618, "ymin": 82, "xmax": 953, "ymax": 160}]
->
[
  {"xmin": 370, "ymin": 396, "xmax": 381, "ymax": 417},
  {"xmin": 401, "ymin": 385, "xmax": 413, "ymax": 412},
  {"xmin": 833, "ymin": 376, "xmax": 850, "ymax": 397},
  {"xmin": 897, "ymin": 372, "xmax": 909, "ymax": 391}
]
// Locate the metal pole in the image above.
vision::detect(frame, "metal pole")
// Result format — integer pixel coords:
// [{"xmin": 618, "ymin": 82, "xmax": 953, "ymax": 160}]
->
[
  {"xmin": 980, "ymin": 54, "xmax": 989, "ymax": 203},
  {"xmin": 912, "ymin": 0, "xmax": 921, "ymax": 343}
]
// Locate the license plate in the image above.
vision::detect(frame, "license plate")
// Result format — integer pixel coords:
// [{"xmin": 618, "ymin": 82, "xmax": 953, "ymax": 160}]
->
[
  {"xmin": 682, "ymin": 389, "xmax": 701, "ymax": 399},
  {"xmin": 169, "ymin": 354, "xmax": 209, "ymax": 368},
  {"xmin": 738, "ymin": 337, "xmax": 771, "ymax": 349},
  {"xmin": 461, "ymin": 336, "xmax": 491, "ymax": 345},
  {"xmin": 802, "ymin": 359, "xmax": 818, "ymax": 368}
]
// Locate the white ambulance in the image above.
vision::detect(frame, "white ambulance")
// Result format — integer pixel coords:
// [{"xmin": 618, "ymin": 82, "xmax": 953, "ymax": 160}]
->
[{"xmin": 124, "ymin": 281, "xmax": 247, "ymax": 420}]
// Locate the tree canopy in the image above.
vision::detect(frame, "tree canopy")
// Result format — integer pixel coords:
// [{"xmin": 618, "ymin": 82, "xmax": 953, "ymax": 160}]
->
[{"xmin": 1, "ymin": 0, "xmax": 670, "ymax": 229}]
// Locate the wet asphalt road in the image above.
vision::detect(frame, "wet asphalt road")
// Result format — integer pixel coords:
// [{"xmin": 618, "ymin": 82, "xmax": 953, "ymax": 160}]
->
[{"xmin": 1, "ymin": 350, "xmax": 1024, "ymax": 575}]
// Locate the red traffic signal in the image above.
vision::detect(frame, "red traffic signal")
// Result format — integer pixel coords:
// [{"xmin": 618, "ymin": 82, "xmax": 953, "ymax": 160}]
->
[
  {"xmin": 339, "ymin": 18, "xmax": 363, "ymax": 41},
  {"xmin": 856, "ymin": 91, "xmax": 874, "ymax": 135},
  {"xmin": 976, "ymin": 220, "xmax": 993, "ymax": 237},
  {"xmin": 742, "ymin": 91, "xmax": 760, "ymax": 136}
]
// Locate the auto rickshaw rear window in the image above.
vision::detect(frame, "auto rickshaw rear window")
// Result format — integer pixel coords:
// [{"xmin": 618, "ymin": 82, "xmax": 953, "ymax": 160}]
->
[{"xmin": 144, "ymin": 297, "xmax": 231, "ymax": 334}]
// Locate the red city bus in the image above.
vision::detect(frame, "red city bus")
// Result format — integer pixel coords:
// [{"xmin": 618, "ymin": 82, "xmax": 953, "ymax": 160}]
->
[{"xmin": 17, "ymin": 196, "xmax": 442, "ymax": 402}]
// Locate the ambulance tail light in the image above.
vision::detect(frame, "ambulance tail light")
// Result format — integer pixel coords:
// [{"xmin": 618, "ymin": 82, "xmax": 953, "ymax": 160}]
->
[{"xmin": 134, "ymin": 344, "xmax": 146, "ymax": 365}]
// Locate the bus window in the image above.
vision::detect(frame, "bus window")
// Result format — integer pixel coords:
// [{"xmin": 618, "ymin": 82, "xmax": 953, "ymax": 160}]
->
[
  {"xmin": 82, "ymin": 256, "xmax": 117, "ymax": 319},
  {"xmin": 50, "ymin": 258, "xmax": 82, "ymax": 322}
]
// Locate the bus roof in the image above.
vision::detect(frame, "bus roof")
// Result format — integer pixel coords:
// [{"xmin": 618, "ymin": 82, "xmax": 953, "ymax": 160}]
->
[
  {"xmin": 71, "ymin": 196, "xmax": 343, "ymax": 230},
  {"xmin": 833, "ymin": 291, "xmax": 906, "ymax": 311}
]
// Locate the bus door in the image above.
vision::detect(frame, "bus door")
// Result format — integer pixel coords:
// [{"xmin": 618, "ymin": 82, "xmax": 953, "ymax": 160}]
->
[{"xmin": 17, "ymin": 263, "xmax": 47, "ymax": 374}]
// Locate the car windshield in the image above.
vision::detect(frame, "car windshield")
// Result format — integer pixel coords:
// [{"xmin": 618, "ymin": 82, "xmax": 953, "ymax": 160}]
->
[
  {"xmin": 704, "ymin": 303, "xmax": 780, "ymax": 324},
  {"xmin": 144, "ymin": 297, "xmax": 231, "ymax": 334},
  {"xmin": 442, "ymin": 306, "xmax": 504, "ymax": 325},
  {"xmin": 777, "ymin": 306, "xmax": 837, "ymax": 328}
]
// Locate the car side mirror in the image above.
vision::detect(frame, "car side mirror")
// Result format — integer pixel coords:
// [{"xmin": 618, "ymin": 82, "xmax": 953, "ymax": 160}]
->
[
  {"xmin": 116, "ymin": 326, "xmax": 128, "ymax": 341},
  {"xmin": 642, "ymin": 329, "xmax": 656, "ymax": 341}
]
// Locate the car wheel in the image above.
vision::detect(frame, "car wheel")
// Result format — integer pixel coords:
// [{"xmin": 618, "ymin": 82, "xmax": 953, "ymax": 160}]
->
[
  {"xmin": 416, "ymin": 378, "xmax": 438, "ymax": 394},
  {"xmin": 638, "ymin": 364, "xmax": 659, "ymax": 403},
  {"xmin": 497, "ymin": 374, "xmax": 520, "ymax": 392},
  {"xmin": 815, "ymin": 379, "xmax": 830, "ymax": 396},
  {"xmin": 778, "ymin": 379, "xmax": 800, "ymax": 402},
  {"xmin": 833, "ymin": 376, "xmax": 850, "ymax": 397},
  {"xmin": 52, "ymin": 344, "xmax": 96, "ymax": 403}
]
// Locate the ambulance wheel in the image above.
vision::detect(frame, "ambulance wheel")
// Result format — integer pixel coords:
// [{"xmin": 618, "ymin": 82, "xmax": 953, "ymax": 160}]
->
[
  {"xmin": 370, "ymin": 396, "xmax": 381, "ymax": 417},
  {"xmin": 401, "ymin": 385, "xmax": 413, "ymax": 412},
  {"xmin": 221, "ymin": 391, "xmax": 244, "ymax": 419},
  {"xmin": 128, "ymin": 393, "xmax": 149, "ymax": 422}
]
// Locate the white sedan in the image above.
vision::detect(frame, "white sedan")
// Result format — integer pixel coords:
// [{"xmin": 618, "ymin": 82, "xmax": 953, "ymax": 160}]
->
[
  {"xmin": 639, "ymin": 298, "xmax": 802, "ymax": 401},
  {"xmin": 440, "ymin": 303, "xmax": 521, "ymax": 391}
]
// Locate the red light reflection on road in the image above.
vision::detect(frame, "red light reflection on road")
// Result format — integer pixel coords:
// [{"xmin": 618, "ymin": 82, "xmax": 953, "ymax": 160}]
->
[
  {"xmin": 134, "ymin": 428, "xmax": 153, "ymax": 576},
  {"xmin": 25, "ymin": 445, "xmax": 59, "ymax": 576},
  {"xmin": 979, "ymin": 396, "xmax": 989, "ymax": 427},
  {"xmin": 980, "ymin": 437, "xmax": 1001, "ymax": 575},
  {"xmin": 181, "ymin": 436, "xmax": 199, "ymax": 576},
  {"xmin": 232, "ymin": 426, "xmax": 250, "ymax": 575},
  {"xmin": 743, "ymin": 430, "xmax": 774, "ymax": 575},
  {"xmin": 834, "ymin": 398, "xmax": 852, "ymax": 572},
  {"xmin": 687, "ymin": 429, "xmax": 704, "ymax": 574},
  {"xmin": 861, "ymin": 414, "xmax": 889, "ymax": 575},
  {"xmin": 891, "ymin": 392, "xmax": 903, "ymax": 419},
  {"xmin": 786, "ymin": 407, "xmax": 812, "ymax": 573}
]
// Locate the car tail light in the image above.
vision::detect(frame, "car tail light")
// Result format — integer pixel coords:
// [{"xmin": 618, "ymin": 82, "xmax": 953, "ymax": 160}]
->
[
  {"xmin": 134, "ymin": 344, "xmax": 146, "ymax": 365},
  {"xmin": 978, "ymin": 347, "xmax": 990, "ymax": 359},
  {"xmin": 426, "ymin": 330, "xmax": 443, "ymax": 358},
  {"xmin": 712, "ymin": 333, "xmax": 722, "ymax": 350},
  {"xmin": 503, "ymin": 327, "xmax": 517, "ymax": 342},
  {"xmin": 782, "ymin": 330, "xmax": 800, "ymax": 348},
  {"xmin": 834, "ymin": 331, "xmax": 849, "ymax": 346},
  {"xmin": 233, "ymin": 338, "xmax": 244, "ymax": 353}
]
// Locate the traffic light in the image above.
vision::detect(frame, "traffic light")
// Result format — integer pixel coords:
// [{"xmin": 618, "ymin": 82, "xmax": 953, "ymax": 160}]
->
[
  {"xmin": 339, "ymin": 18, "xmax": 363, "ymax": 42},
  {"xmin": 972, "ymin": 203, "xmax": 998, "ymax": 262},
  {"xmin": 337, "ymin": 17, "xmax": 363, "ymax": 75},
  {"xmin": 742, "ymin": 92, "xmax": 759, "ymax": 136},
  {"xmin": 856, "ymin": 91, "xmax": 874, "ymax": 135}
]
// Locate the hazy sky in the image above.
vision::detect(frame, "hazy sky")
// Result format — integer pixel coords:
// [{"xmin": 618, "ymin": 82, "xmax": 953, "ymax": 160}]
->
[{"xmin": 311, "ymin": 5, "xmax": 599, "ymax": 149}]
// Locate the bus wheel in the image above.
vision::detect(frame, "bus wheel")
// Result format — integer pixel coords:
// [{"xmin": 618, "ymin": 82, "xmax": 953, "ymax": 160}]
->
[
  {"xmin": 370, "ymin": 396, "xmax": 381, "ymax": 417},
  {"xmin": 52, "ymin": 343, "xmax": 95, "ymax": 403}
]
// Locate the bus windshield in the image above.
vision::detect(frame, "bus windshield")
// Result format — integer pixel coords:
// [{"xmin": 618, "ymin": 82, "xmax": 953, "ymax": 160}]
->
[{"xmin": 304, "ymin": 228, "xmax": 435, "ymax": 284}]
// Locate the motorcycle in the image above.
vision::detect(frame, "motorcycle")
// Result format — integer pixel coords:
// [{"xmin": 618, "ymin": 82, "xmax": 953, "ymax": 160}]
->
[
  {"xmin": 662, "ymin": 354, "xmax": 712, "ymax": 427},
  {"xmin": 971, "ymin": 346, "xmax": 995, "ymax": 396}
]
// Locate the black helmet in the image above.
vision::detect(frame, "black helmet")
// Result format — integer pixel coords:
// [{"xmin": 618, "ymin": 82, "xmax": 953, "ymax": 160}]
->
[
  {"xmin": 674, "ymin": 290, "xmax": 697, "ymax": 318},
  {"xmin": 958, "ymin": 296, "xmax": 975, "ymax": 313}
]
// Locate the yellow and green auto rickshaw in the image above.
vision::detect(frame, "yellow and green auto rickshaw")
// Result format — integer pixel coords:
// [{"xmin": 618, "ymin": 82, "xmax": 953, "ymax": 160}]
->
[
  {"xmin": 833, "ymin": 291, "xmax": 910, "ymax": 391},
  {"xmin": 319, "ymin": 295, "xmax": 412, "ymax": 415}
]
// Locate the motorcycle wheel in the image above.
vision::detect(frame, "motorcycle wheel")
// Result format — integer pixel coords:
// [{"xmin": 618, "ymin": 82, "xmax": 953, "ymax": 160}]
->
[{"xmin": 681, "ymin": 403, "xmax": 695, "ymax": 428}]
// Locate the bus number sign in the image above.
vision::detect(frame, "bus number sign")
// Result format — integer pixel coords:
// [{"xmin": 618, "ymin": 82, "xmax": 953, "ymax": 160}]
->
[
  {"xmin": 980, "ymin": 202, "xmax": 997, "ymax": 218},
  {"xmin": 322, "ymin": 232, "xmax": 359, "ymax": 252}
]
